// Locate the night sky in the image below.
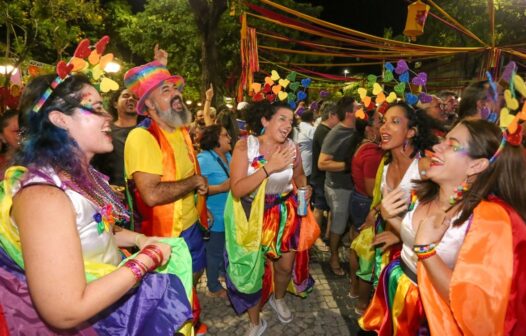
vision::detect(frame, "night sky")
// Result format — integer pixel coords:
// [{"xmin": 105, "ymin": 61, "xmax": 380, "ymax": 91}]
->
[
  {"xmin": 127, "ymin": 0, "xmax": 407, "ymax": 36},
  {"xmin": 297, "ymin": 0, "xmax": 407, "ymax": 37}
]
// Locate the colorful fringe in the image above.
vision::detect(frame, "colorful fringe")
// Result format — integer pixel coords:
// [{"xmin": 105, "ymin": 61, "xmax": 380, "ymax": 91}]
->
[
  {"xmin": 224, "ymin": 181, "xmax": 319, "ymax": 314},
  {"xmin": 0, "ymin": 166, "xmax": 195, "ymax": 335},
  {"xmin": 360, "ymin": 259, "xmax": 427, "ymax": 336}
]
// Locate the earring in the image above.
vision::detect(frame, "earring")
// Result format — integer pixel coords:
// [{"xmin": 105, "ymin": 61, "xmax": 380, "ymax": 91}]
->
[
  {"xmin": 260, "ymin": 127, "xmax": 265, "ymax": 135},
  {"xmin": 449, "ymin": 179, "xmax": 470, "ymax": 205},
  {"xmin": 402, "ymin": 139, "xmax": 409, "ymax": 152},
  {"xmin": 480, "ymin": 106, "xmax": 490, "ymax": 120}
]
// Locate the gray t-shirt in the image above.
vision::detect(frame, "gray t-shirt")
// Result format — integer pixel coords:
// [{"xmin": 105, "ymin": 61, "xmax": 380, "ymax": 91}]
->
[{"xmin": 320, "ymin": 123, "xmax": 354, "ymax": 189}]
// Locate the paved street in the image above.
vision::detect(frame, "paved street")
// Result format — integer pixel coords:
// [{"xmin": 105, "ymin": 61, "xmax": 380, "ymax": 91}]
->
[{"xmin": 197, "ymin": 246, "xmax": 370, "ymax": 335}]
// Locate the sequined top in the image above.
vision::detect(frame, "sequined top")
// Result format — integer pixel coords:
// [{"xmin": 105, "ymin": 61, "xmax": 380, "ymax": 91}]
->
[
  {"xmin": 11, "ymin": 167, "xmax": 122, "ymax": 266},
  {"xmin": 246, "ymin": 135, "xmax": 294, "ymax": 195}
]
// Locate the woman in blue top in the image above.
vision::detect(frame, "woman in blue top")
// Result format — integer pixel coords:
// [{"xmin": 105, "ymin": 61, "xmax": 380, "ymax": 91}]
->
[{"xmin": 197, "ymin": 125, "xmax": 232, "ymax": 298}]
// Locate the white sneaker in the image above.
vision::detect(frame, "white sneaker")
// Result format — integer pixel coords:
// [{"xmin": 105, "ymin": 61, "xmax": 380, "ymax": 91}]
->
[
  {"xmin": 244, "ymin": 319, "xmax": 267, "ymax": 336},
  {"xmin": 269, "ymin": 295, "xmax": 293, "ymax": 323}
]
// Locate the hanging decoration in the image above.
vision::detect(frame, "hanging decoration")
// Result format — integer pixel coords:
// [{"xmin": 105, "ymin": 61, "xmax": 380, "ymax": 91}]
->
[
  {"xmin": 237, "ymin": 12, "xmax": 260, "ymax": 102},
  {"xmin": 249, "ymin": 69, "xmax": 312, "ymax": 110},
  {"xmin": 498, "ymin": 62, "xmax": 526, "ymax": 134},
  {"xmin": 404, "ymin": 1, "xmax": 431, "ymax": 41},
  {"xmin": 354, "ymin": 59, "xmax": 431, "ymax": 119}
]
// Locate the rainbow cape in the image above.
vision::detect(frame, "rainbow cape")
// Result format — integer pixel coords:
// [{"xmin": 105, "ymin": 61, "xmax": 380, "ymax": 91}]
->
[
  {"xmin": 351, "ymin": 155, "xmax": 393, "ymax": 284},
  {"xmin": 224, "ymin": 179, "xmax": 268, "ymax": 294},
  {"xmin": 418, "ymin": 198, "xmax": 526, "ymax": 336},
  {"xmin": 224, "ymin": 180, "xmax": 319, "ymax": 314},
  {"xmin": 0, "ymin": 166, "xmax": 195, "ymax": 335}
]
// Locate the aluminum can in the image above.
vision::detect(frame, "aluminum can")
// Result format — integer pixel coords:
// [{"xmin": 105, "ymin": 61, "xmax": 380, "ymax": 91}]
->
[{"xmin": 297, "ymin": 187, "xmax": 308, "ymax": 216}]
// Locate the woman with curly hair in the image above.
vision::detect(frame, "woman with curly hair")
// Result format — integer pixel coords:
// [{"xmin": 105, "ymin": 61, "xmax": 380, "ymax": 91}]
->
[
  {"xmin": 351, "ymin": 102, "xmax": 437, "ymax": 318},
  {"xmin": 225, "ymin": 100, "xmax": 319, "ymax": 336},
  {"xmin": 197, "ymin": 124, "xmax": 232, "ymax": 299},
  {"xmin": 362, "ymin": 118, "xmax": 526, "ymax": 335}
]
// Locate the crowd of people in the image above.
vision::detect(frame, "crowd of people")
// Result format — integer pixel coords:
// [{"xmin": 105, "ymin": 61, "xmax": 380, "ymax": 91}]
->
[{"xmin": 0, "ymin": 40, "xmax": 525, "ymax": 336}]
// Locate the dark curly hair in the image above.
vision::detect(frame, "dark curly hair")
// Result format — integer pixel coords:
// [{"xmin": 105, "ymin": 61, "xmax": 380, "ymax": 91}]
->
[
  {"xmin": 199, "ymin": 124, "xmax": 223, "ymax": 151},
  {"xmin": 384, "ymin": 101, "xmax": 438, "ymax": 163},
  {"xmin": 244, "ymin": 100, "xmax": 295, "ymax": 136}
]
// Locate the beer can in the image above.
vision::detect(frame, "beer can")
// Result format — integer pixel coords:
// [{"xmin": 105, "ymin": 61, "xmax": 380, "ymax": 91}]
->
[{"xmin": 297, "ymin": 187, "xmax": 308, "ymax": 216}]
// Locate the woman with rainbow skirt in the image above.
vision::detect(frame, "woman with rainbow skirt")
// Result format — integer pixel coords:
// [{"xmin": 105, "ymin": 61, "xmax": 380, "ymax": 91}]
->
[{"xmin": 225, "ymin": 100, "xmax": 319, "ymax": 336}]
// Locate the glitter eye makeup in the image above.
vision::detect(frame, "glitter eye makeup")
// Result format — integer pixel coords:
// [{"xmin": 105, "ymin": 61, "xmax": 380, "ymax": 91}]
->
[{"xmin": 445, "ymin": 139, "xmax": 466, "ymax": 153}]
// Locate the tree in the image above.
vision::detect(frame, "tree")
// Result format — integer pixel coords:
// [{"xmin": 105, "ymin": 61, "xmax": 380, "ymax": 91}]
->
[
  {"xmin": 116, "ymin": 0, "xmax": 202, "ymax": 101},
  {"xmin": 116, "ymin": 0, "xmax": 324, "ymax": 104},
  {"xmin": 0, "ymin": 0, "xmax": 104, "ymax": 110},
  {"xmin": 188, "ymin": 0, "xmax": 228, "ymax": 106},
  {"xmin": 1, "ymin": 0, "xmax": 104, "ymax": 63}
]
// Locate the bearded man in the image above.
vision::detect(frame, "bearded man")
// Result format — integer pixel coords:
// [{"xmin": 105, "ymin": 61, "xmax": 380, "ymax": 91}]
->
[{"xmin": 123, "ymin": 60, "xmax": 209, "ymax": 335}]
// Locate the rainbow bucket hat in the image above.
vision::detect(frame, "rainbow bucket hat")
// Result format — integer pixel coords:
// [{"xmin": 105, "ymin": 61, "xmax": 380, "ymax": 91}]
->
[{"xmin": 124, "ymin": 61, "xmax": 185, "ymax": 115}]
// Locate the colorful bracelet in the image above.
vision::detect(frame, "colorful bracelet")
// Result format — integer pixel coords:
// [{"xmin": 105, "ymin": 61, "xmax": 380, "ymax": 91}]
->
[
  {"xmin": 413, "ymin": 243, "xmax": 437, "ymax": 252},
  {"xmin": 141, "ymin": 244, "xmax": 164, "ymax": 267},
  {"xmin": 140, "ymin": 249, "xmax": 161, "ymax": 268},
  {"xmin": 133, "ymin": 257, "xmax": 149, "ymax": 273},
  {"xmin": 123, "ymin": 259, "xmax": 145, "ymax": 282},
  {"xmin": 144, "ymin": 244, "xmax": 164, "ymax": 261},
  {"xmin": 413, "ymin": 243, "xmax": 438, "ymax": 260}
]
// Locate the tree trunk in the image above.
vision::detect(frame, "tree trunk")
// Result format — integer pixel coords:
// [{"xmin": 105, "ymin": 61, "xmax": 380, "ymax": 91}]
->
[
  {"xmin": 201, "ymin": 23, "xmax": 224, "ymax": 106},
  {"xmin": 188, "ymin": 0, "xmax": 227, "ymax": 107}
]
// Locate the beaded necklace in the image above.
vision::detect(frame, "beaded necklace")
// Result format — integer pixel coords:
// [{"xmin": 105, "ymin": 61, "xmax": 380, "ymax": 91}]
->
[{"xmin": 61, "ymin": 167, "xmax": 130, "ymax": 234}]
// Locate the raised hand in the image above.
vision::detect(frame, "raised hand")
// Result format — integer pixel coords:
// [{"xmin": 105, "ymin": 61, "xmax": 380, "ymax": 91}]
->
[
  {"xmin": 414, "ymin": 211, "xmax": 450, "ymax": 246},
  {"xmin": 154, "ymin": 44, "xmax": 168, "ymax": 66},
  {"xmin": 265, "ymin": 145, "xmax": 295, "ymax": 173},
  {"xmin": 205, "ymin": 84, "xmax": 214, "ymax": 101},
  {"xmin": 380, "ymin": 187, "xmax": 408, "ymax": 219}
]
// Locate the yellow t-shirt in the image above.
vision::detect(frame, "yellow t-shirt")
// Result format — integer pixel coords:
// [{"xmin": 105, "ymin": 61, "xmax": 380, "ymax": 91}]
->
[{"xmin": 124, "ymin": 127, "xmax": 198, "ymax": 232}]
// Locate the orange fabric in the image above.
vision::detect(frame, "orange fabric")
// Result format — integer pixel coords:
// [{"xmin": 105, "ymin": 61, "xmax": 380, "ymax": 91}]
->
[
  {"xmin": 418, "ymin": 201, "xmax": 513, "ymax": 336},
  {"xmin": 291, "ymin": 183, "xmax": 319, "ymax": 251},
  {"xmin": 297, "ymin": 206, "xmax": 320, "ymax": 251},
  {"xmin": 136, "ymin": 120, "xmax": 207, "ymax": 237}
]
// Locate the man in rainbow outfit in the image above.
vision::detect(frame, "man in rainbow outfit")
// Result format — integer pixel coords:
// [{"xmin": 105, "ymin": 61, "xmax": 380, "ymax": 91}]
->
[{"xmin": 123, "ymin": 61, "xmax": 209, "ymax": 334}]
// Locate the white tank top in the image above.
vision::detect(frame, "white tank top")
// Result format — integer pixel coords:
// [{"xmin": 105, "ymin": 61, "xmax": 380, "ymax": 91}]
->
[
  {"xmin": 400, "ymin": 200, "xmax": 469, "ymax": 276},
  {"xmin": 11, "ymin": 167, "xmax": 122, "ymax": 266},
  {"xmin": 246, "ymin": 135, "xmax": 294, "ymax": 195},
  {"xmin": 381, "ymin": 159, "xmax": 420, "ymax": 205}
]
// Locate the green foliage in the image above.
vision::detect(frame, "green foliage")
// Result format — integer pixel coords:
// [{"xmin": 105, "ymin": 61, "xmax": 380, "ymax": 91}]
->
[
  {"xmin": 1, "ymin": 0, "xmax": 104, "ymax": 63},
  {"xmin": 414, "ymin": 0, "xmax": 526, "ymax": 47},
  {"xmin": 117, "ymin": 0, "xmax": 202, "ymax": 101}
]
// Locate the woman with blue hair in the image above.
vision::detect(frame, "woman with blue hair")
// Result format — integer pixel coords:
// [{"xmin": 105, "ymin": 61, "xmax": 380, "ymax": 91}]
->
[{"xmin": 0, "ymin": 73, "xmax": 195, "ymax": 335}]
